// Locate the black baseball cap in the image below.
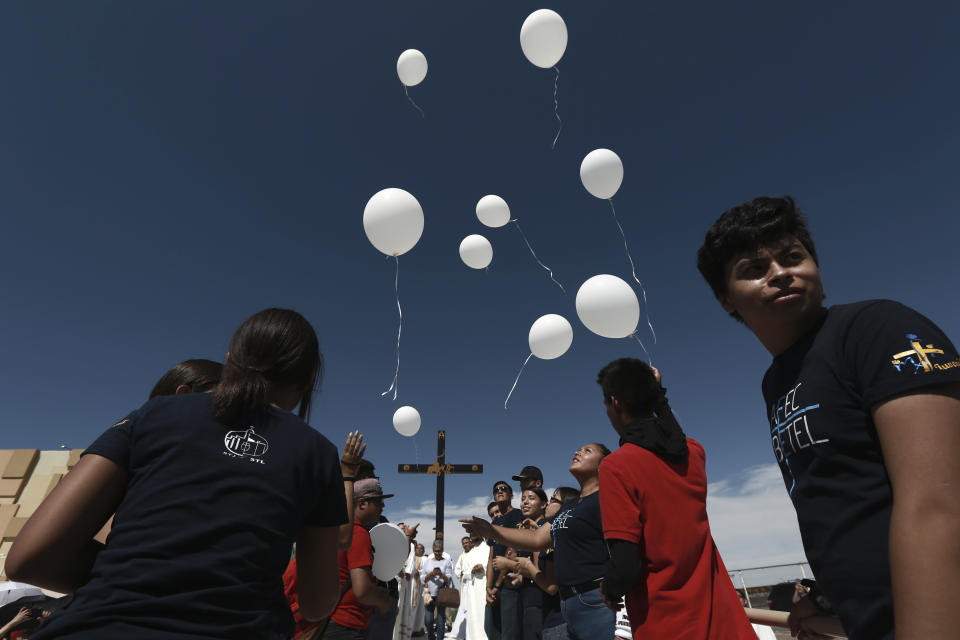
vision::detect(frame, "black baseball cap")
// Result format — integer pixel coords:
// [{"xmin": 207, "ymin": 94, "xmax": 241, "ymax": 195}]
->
[{"xmin": 512, "ymin": 465, "xmax": 543, "ymax": 483}]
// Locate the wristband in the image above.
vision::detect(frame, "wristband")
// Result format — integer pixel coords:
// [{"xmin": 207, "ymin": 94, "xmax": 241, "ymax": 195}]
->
[{"xmin": 342, "ymin": 476, "xmax": 356, "ymax": 482}]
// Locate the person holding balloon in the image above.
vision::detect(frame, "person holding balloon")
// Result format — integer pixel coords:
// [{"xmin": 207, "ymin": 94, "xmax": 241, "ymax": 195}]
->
[
  {"xmin": 595, "ymin": 358, "xmax": 756, "ymax": 639},
  {"xmin": 462, "ymin": 443, "xmax": 614, "ymax": 640}
]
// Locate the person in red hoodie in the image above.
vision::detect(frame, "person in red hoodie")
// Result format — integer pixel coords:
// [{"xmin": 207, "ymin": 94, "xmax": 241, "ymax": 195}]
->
[{"xmin": 596, "ymin": 358, "xmax": 755, "ymax": 640}]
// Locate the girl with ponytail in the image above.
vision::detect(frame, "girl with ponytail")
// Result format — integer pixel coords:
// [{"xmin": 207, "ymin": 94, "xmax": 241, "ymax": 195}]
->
[{"xmin": 8, "ymin": 308, "xmax": 349, "ymax": 640}]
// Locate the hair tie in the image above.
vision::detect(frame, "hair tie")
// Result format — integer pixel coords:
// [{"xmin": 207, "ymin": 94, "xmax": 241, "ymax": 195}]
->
[{"xmin": 228, "ymin": 357, "xmax": 267, "ymax": 375}]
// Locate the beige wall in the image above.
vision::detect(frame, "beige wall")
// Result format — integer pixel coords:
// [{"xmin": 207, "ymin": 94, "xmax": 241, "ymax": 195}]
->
[{"xmin": 0, "ymin": 449, "xmax": 83, "ymax": 579}]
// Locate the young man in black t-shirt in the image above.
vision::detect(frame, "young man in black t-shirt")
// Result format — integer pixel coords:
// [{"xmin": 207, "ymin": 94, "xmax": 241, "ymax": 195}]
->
[
  {"xmin": 484, "ymin": 480, "xmax": 524, "ymax": 640},
  {"xmin": 697, "ymin": 196, "xmax": 960, "ymax": 640}
]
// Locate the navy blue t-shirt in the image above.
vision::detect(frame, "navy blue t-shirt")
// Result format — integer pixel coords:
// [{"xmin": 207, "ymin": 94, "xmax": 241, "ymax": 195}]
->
[
  {"xmin": 520, "ymin": 517, "xmax": 560, "ymax": 617},
  {"xmin": 762, "ymin": 300, "xmax": 960, "ymax": 640},
  {"xmin": 490, "ymin": 507, "xmax": 524, "ymax": 590},
  {"xmin": 517, "ymin": 517, "xmax": 539, "ymax": 608},
  {"xmin": 549, "ymin": 493, "xmax": 607, "ymax": 587},
  {"xmin": 538, "ymin": 543, "xmax": 562, "ymax": 628},
  {"xmin": 33, "ymin": 394, "xmax": 347, "ymax": 640}
]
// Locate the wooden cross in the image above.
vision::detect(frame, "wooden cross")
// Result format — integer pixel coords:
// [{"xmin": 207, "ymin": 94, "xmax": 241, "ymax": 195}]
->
[{"xmin": 398, "ymin": 429, "xmax": 483, "ymax": 542}]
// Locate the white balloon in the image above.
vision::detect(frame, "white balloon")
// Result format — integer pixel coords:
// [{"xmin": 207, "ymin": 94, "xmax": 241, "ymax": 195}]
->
[
  {"xmin": 370, "ymin": 523, "xmax": 410, "ymax": 581},
  {"xmin": 459, "ymin": 234, "xmax": 493, "ymax": 269},
  {"xmin": 476, "ymin": 194, "xmax": 510, "ymax": 228},
  {"xmin": 520, "ymin": 9, "xmax": 568, "ymax": 69},
  {"xmin": 575, "ymin": 275, "xmax": 640, "ymax": 339},
  {"xmin": 397, "ymin": 49, "xmax": 428, "ymax": 87},
  {"xmin": 363, "ymin": 188, "xmax": 424, "ymax": 257},
  {"xmin": 580, "ymin": 149, "xmax": 624, "ymax": 199},
  {"xmin": 393, "ymin": 405, "xmax": 421, "ymax": 437},
  {"xmin": 528, "ymin": 314, "xmax": 573, "ymax": 360}
]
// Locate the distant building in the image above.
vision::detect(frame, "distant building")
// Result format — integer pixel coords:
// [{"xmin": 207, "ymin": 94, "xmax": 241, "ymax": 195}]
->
[{"xmin": 0, "ymin": 449, "xmax": 84, "ymax": 579}]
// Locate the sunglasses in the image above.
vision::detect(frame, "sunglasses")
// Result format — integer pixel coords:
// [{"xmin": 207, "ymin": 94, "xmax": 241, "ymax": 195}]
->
[{"xmin": 494, "ymin": 486, "xmax": 511, "ymax": 494}]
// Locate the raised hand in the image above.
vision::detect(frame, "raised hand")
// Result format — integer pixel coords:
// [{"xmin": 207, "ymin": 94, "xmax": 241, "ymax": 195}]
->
[
  {"xmin": 401, "ymin": 522, "xmax": 420, "ymax": 543},
  {"xmin": 341, "ymin": 430, "xmax": 366, "ymax": 477},
  {"xmin": 520, "ymin": 518, "xmax": 539, "ymax": 530}
]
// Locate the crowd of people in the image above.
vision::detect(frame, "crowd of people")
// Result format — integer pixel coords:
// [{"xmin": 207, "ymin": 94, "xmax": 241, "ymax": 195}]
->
[{"xmin": 3, "ymin": 196, "xmax": 959, "ymax": 640}]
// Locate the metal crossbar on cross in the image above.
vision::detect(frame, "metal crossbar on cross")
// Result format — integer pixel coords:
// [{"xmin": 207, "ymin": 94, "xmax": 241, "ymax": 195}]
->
[{"xmin": 398, "ymin": 430, "xmax": 482, "ymax": 542}]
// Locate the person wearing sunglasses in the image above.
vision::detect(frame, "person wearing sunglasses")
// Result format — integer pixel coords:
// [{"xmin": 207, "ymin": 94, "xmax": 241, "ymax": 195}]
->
[{"xmin": 484, "ymin": 481, "xmax": 522, "ymax": 640}]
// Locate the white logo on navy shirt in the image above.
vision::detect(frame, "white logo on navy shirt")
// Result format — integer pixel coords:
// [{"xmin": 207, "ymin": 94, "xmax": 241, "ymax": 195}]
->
[
  {"xmin": 224, "ymin": 427, "xmax": 269, "ymax": 463},
  {"xmin": 768, "ymin": 382, "xmax": 828, "ymax": 494},
  {"xmin": 551, "ymin": 508, "xmax": 573, "ymax": 531}
]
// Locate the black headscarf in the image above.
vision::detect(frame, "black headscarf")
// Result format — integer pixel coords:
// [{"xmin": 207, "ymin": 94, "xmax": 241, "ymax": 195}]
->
[{"xmin": 618, "ymin": 386, "xmax": 688, "ymax": 463}]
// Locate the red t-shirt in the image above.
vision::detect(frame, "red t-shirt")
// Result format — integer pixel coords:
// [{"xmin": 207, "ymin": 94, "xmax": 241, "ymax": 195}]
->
[
  {"xmin": 599, "ymin": 439, "xmax": 755, "ymax": 640},
  {"xmin": 331, "ymin": 521, "xmax": 375, "ymax": 630},
  {"xmin": 283, "ymin": 557, "xmax": 321, "ymax": 639}
]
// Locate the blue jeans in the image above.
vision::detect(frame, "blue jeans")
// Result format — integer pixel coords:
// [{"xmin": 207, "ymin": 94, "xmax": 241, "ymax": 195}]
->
[
  {"xmin": 522, "ymin": 605, "xmax": 543, "ymax": 640},
  {"xmin": 499, "ymin": 588, "xmax": 522, "ymax": 640},
  {"xmin": 367, "ymin": 598, "xmax": 399, "ymax": 640},
  {"xmin": 540, "ymin": 623, "xmax": 570, "ymax": 640},
  {"xmin": 560, "ymin": 589, "xmax": 614, "ymax": 640},
  {"xmin": 485, "ymin": 600, "xmax": 502, "ymax": 640},
  {"xmin": 424, "ymin": 601, "xmax": 446, "ymax": 640}
]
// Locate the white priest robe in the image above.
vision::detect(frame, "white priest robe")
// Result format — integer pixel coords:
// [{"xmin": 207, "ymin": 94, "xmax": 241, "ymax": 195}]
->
[
  {"xmin": 454, "ymin": 541, "xmax": 489, "ymax": 640},
  {"xmin": 394, "ymin": 546, "xmax": 426, "ymax": 640}
]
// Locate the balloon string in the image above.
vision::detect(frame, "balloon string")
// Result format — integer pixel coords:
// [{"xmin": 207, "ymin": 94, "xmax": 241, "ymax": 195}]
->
[
  {"xmin": 404, "ymin": 85, "xmax": 425, "ymax": 119},
  {"xmin": 504, "ymin": 352, "xmax": 534, "ymax": 409},
  {"xmin": 609, "ymin": 199, "xmax": 657, "ymax": 345},
  {"xmin": 551, "ymin": 66, "xmax": 562, "ymax": 149},
  {"xmin": 381, "ymin": 256, "xmax": 402, "ymax": 401},
  {"xmin": 630, "ymin": 332, "xmax": 653, "ymax": 366},
  {"xmin": 510, "ymin": 219, "xmax": 565, "ymax": 294}
]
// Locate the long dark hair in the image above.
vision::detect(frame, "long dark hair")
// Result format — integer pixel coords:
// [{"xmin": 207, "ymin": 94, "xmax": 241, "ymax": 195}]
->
[
  {"xmin": 149, "ymin": 359, "xmax": 223, "ymax": 398},
  {"xmin": 212, "ymin": 308, "xmax": 322, "ymax": 426}
]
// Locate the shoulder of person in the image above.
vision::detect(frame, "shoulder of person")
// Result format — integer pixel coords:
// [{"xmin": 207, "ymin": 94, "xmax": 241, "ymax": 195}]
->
[
  {"xmin": 685, "ymin": 437, "xmax": 705, "ymax": 458},
  {"xmin": 273, "ymin": 410, "xmax": 340, "ymax": 456},
  {"xmin": 353, "ymin": 521, "xmax": 372, "ymax": 542},
  {"xmin": 829, "ymin": 298, "xmax": 916, "ymax": 325},
  {"xmin": 128, "ymin": 392, "xmax": 207, "ymax": 423}
]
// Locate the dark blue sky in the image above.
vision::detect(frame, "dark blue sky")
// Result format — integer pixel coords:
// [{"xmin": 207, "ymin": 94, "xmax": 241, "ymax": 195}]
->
[{"xmin": 2, "ymin": 2, "xmax": 958, "ymax": 559}]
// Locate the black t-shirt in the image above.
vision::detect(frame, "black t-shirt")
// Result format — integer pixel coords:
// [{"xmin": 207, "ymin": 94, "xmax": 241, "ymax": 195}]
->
[
  {"xmin": 538, "ymin": 545, "xmax": 562, "ymax": 628},
  {"xmin": 34, "ymin": 394, "xmax": 347, "ymax": 640},
  {"xmin": 549, "ymin": 493, "xmax": 607, "ymax": 587},
  {"xmin": 490, "ymin": 507, "xmax": 524, "ymax": 590},
  {"xmin": 532, "ymin": 517, "xmax": 562, "ymax": 624},
  {"xmin": 762, "ymin": 300, "xmax": 960, "ymax": 640},
  {"xmin": 517, "ymin": 516, "xmax": 543, "ymax": 609}
]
